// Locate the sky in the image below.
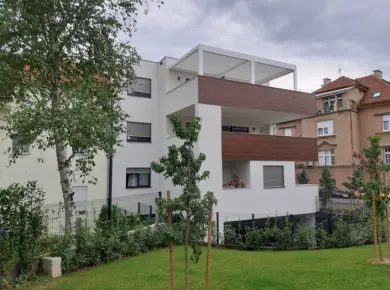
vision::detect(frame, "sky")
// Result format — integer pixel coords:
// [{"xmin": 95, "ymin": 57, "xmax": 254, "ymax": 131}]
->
[{"xmin": 129, "ymin": 0, "xmax": 390, "ymax": 92}]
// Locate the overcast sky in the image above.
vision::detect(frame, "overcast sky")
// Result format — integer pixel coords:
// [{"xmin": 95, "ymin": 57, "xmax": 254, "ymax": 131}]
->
[{"xmin": 130, "ymin": 0, "xmax": 390, "ymax": 92}]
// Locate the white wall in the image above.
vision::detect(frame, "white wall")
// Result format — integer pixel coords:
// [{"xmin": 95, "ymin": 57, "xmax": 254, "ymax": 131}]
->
[
  {"xmin": 215, "ymin": 161, "xmax": 318, "ymax": 217},
  {"xmin": 164, "ymin": 77, "xmax": 199, "ymax": 116},
  {"xmin": 112, "ymin": 60, "xmax": 162, "ymax": 198},
  {"xmin": 222, "ymin": 117, "xmax": 270, "ymax": 134},
  {"xmin": 196, "ymin": 104, "xmax": 223, "ymax": 195},
  {"xmin": 0, "ymin": 121, "xmax": 108, "ymax": 204}
]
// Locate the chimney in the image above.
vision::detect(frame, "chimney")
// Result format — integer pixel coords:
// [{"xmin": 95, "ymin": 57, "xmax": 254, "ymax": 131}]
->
[
  {"xmin": 373, "ymin": 70, "xmax": 383, "ymax": 80},
  {"xmin": 322, "ymin": 78, "xmax": 331, "ymax": 86}
]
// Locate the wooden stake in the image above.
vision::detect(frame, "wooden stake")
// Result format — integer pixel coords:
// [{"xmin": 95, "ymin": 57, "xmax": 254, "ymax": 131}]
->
[
  {"xmin": 372, "ymin": 192, "xmax": 379, "ymax": 261},
  {"xmin": 205, "ymin": 208, "xmax": 213, "ymax": 290},
  {"xmin": 167, "ymin": 191, "xmax": 175, "ymax": 290},
  {"xmin": 386, "ymin": 207, "xmax": 390, "ymax": 259}
]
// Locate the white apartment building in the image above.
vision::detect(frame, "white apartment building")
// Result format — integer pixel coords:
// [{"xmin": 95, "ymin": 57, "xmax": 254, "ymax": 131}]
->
[{"xmin": 0, "ymin": 44, "xmax": 319, "ymax": 227}]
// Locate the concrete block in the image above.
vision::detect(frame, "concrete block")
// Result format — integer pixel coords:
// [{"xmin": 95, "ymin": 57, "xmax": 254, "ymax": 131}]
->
[{"xmin": 41, "ymin": 257, "xmax": 62, "ymax": 278}]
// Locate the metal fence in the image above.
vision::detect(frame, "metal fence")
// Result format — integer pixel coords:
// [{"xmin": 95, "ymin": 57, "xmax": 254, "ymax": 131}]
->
[
  {"xmin": 320, "ymin": 198, "xmax": 370, "ymax": 216},
  {"xmin": 45, "ymin": 192, "xmax": 160, "ymax": 234}
]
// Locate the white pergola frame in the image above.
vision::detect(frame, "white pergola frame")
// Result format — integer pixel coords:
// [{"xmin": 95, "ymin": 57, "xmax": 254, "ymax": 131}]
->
[{"xmin": 169, "ymin": 44, "xmax": 298, "ymax": 90}]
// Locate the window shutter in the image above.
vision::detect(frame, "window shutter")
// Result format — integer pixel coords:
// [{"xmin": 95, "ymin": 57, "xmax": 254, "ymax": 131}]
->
[
  {"xmin": 127, "ymin": 122, "xmax": 151, "ymax": 137},
  {"xmin": 126, "ymin": 168, "xmax": 151, "ymax": 174},
  {"xmin": 263, "ymin": 166, "xmax": 284, "ymax": 188}
]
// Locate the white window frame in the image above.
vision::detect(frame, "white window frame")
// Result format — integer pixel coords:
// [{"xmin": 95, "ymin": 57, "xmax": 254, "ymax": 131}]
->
[
  {"xmin": 283, "ymin": 128, "xmax": 292, "ymax": 136},
  {"xmin": 383, "ymin": 115, "xmax": 390, "ymax": 132},
  {"xmin": 317, "ymin": 120, "xmax": 334, "ymax": 136},
  {"xmin": 318, "ymin": 149, "xmax": 335, "ymax": 166},
  {"xmin": 126, "ymin": 168, "xmax": 151, "ymax": 189},
  {"xmin": 385, "ymin": 148, "xmax": 390, "ymax": 164}
]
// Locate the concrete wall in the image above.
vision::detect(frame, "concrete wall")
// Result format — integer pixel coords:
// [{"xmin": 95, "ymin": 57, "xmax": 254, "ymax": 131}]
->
[
  {"xmin": 222, "ymin": 160, "xmax": 251, "ymax": 187},
  {"xmin": 215, "ymin": 161, "xmax": 318, "ymax": 216},
  {"xmin": 112, "ymin": 60, "xmax": 162, "ymax": 198},
  {"xmin": 0, "ymin": 120, "xmax": 108, "ymax": 204}
]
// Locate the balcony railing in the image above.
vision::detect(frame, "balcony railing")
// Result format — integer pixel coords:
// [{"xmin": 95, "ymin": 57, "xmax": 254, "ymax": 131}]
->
[
  {"xmin": 222, "ymin": 132, "xmax": 318, "ymax": 161},
  {"xmin": 316, "ymin": 100, "xmax": 357, "ymax": 115}
]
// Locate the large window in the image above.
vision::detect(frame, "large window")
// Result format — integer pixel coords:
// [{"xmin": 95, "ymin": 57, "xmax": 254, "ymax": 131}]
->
[
  {"xmin": 128, "ymin": 77, "xmax": 151, "ymax": 98},
  {"xmin": 385, "ymin": 148, "xmax": 390, "ymax": 164},
  {"xmin": 222, "ymin": 125, "xmax": 249, "ymax": 133},
  {"xmin": 126, "ymin": 168, "xmax": 151, "ymax": 188},
  {"xmin": 383, "ymin": 114, "xmax": 390, "ymax": 132},
  {"xmin": 263, "ymin": 166, "xmax": 284, "ymax": 188},
  {"xmin": 318, "ymin": 149, "xmax": 335, "ymax": 166},
  {"xmin": 284, "ymin": 128, "xmax": 292, "ymax": 136},
  {"xmin": 317, "ymin": 120, "xmax": 334, "ymax": 136},
  {"xmin": 127, "ymin": 122, "xmax": 151, "ymax": 142},
  {"xmin": 323, "ymin": 94, "xmax": 342, "ymax": 112},
  {"xmin": 11, "ymin": 134, "xmax": 30, "ymax": 155}
]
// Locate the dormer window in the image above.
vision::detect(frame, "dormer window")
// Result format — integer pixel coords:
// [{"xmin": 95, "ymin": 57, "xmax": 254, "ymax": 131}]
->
[
  {"xmin": 373, "ymin": 92, "xmax": 381, "ymax": 98},
  {"xmin": 323, "ymin": 94, "xmax": 342, "ymax": 113}
]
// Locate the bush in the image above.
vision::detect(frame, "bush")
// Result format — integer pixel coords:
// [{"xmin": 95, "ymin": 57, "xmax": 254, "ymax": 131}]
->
[{"xmin": 0, "ymin": 181, "xmax": 47, "ymax": 283}]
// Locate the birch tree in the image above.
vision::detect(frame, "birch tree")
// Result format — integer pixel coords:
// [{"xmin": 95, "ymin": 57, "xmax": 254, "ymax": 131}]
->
[{"xmin": 0, "ymin": 0, "xmax": 162, "ymax": 230}]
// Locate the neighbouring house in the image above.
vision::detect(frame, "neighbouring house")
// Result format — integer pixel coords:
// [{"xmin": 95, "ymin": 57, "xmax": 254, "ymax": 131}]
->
[
  {"xmin": 276, "ymin": 69, "xmax": 390, "ymax": 189},
  {"xmin": 0, "ymin": 44, "xmax": 319, "ymax": 230}
]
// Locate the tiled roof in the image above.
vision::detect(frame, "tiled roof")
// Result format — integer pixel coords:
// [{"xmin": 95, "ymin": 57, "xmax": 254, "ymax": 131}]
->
[
  {"xmin": 314, "ymin": 76, "xmax": 359, "ymax": 94},
  {"xmin": 355, "ymin": 75, "xmax": 390, "ymax": 105},
  {"xmin": 314, "ymin": 74, "xmax": 390, "ymax": 106}
]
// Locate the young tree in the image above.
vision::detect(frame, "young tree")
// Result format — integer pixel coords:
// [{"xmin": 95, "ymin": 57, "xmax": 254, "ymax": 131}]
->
[
  {"xmin": 152, "ymin": 115, "xmax": 217, "ymax": 290},
  {"xmin": 343, "ymin": 167, "xmax": 364, "ymax": 197},
  {"xmin": 319, "ymin": 167, "xmax": 335, "ymax": 207},
  {"xmin": 297, "ymin": 167, "xmax": 310, "ymax": 184},
  {"xmin": 0, "ymin": 0, "xmax": 162, "ymax": 230},
  {"xmin": 356, "ymin": 136, "xmax": 390, "ymax": 261}
]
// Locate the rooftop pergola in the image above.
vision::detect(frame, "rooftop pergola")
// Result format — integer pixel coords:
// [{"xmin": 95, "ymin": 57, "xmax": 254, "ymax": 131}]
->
[{"xmin": 169, "ymin": 44, "xmax": 297, "ymax": 90}]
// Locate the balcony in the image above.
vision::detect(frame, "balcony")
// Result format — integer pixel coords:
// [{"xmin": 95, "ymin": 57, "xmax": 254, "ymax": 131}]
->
[{"xmin": 222, "ymin": 132, "xmax": 318, "ymax": 162}]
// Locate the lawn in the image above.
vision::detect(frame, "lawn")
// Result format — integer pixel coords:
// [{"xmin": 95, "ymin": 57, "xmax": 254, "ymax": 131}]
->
[{"xmin": 27, "ymin": 245, "xmax": 390, "ymax": 290}]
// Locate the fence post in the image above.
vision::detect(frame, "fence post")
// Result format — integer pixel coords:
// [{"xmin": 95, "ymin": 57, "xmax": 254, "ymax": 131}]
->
[
  {"xmin": 137, "ymin": 202, "xmax": 141, "ymax": 215},
  {"xmin": 252, "ymin": 213, "xmax": 255, "ymax": 227},
  {"xmin": 149, "ymin": 205, "xmax": 153, "ymax": 220},
  {"xmin": 158, "ymin": 191, "xmax": 162, "ymax": 198},
  {"xmin": 327, "ymin": 213, "xmax": 333, "ymax": 235},
  {"xmin": 216, "ymin": 212, "xmax": 220, "ymax": 245}
]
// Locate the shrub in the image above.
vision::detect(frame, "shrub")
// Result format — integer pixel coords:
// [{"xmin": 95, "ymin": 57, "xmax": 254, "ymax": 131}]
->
[
  {"xmin": 293, "ymin": 224, "xmax": 312, "ymax": 250},
  {"xmin": 0, "ymin": 181, "xmax": 47, "ymax": 282}
]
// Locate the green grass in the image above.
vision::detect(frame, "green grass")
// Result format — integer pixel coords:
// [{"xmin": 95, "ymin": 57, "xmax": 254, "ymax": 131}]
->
[{"xmin": 26, "ymin": 245, "xmax": 390, "ymax": 290}]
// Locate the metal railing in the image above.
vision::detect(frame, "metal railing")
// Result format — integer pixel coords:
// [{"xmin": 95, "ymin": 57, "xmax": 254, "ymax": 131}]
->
[{"xmin": 45, "ymin": 192, "xmax": 160, "ymax": 234}]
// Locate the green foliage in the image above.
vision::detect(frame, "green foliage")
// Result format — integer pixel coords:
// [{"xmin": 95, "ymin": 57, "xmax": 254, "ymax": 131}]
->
[
  {"xmin": 45, "ymin": 204, "xmax": 177, "ymax": 274},
  {"xmin": 320, "ymin": 167, "xmax": 335, "ymax": 206},
  {"xmin": 297, "ymin": 167, "xmax": 310, "ymax": 184},
  {"xmin": 0, "ymin": 0, "xmax": 163, "ymax": 230},
  {"xmin": 343, "ymin": 167, "xmax": 364, "ymax": 196},
  {"xmin": 151, "ymin": 115, "xmax": 217, "ymax": 288},
  {"xmin": 0, "ymin": 181, "xmax": 47, "ymax": 283}
]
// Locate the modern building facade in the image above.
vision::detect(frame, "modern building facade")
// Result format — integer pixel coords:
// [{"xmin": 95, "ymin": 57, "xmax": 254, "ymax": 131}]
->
[
  {"xmin": 276, "ymin": 70, "xmax": 390, "ymax": 189},
  {"xmin": 0, "ymin": 44, "xmax": 319, "ymax": 225}
]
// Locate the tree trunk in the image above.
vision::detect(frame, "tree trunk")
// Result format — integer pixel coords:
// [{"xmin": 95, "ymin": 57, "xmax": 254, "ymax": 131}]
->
[
  {"xmin": 184, "ymin": 212, "xmax": 190, "ymax": 290},
  {"xmin": 377, "ymin": 216, "xmax": 383, "ymax": 261},
  {"xmin": 56, "ymin": 141, "xmax": 73, "ymax": 231}
]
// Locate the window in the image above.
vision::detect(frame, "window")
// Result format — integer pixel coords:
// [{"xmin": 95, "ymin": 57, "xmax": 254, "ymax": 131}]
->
[
  {"xmin": 323, "ymin": 94, "xmax": 342, "ymax": 112},
  {"xmin": 11, "ymin": 134, "xmax": 30, "ymax": 155},
  {"xmin": 128, "ymin": 77, "xmax": 151, "ymax": 98},
  {"xmin": 283, "ymin": 128, "xmax": 292, "ymax": 136},
  {"xmin": 317, "ymin": 120, "xmax": 334, "ymax": 136},
  {"xmin": 318, "ymin": 150, "xmax": 335, "ymax": 166},
  {"xmin": 222, "ymin": 126, "xmax": 249, "ymax": 133},
  {"xmin": 385, "ymin": 148, "xmax": 390, "ymax": 164},
  {"xmin": 127, "ymin": 122, "xmax": 151, "ymax": 142},
  {"xmin": 383, "ymin": 115, "xmax": 390, "ymax": 132},
  {"xmin": 337, "ymin": 95, "xmax": 343, "ymax": 109},
  {"xmin": 373, "ymin": 92, "xmax": 381, "ymax": 98},
  {"xmin": 263, "ymin": 166, "xmax": 284, "ymax": 188},
  {"xmin": 126, "ymin": 168, "xmax": 151, "ymax": 188}
]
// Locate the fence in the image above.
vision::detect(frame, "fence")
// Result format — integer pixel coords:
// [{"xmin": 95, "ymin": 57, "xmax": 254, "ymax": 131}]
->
[
  {"xmin": 45, "ymin": 192, "xmax": 161, "ymax": 234},
  {"xmin": 320, "ymin": 198, "xmax": 370, "ymax": 216}
]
